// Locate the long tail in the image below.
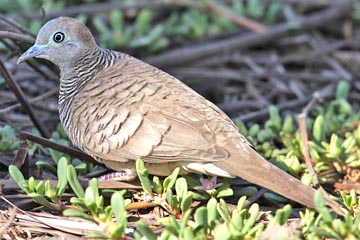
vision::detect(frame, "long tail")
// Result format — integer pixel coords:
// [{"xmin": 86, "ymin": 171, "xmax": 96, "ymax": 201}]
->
[{"xmin": 214, "ymin": 145, "xmax": 344, "ymax": 215}]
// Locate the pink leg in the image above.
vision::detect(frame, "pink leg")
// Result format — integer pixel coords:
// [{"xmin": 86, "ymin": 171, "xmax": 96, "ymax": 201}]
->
[{"xmin": 97, "ymin": 169, "xmax": 137, "ymax": 181}]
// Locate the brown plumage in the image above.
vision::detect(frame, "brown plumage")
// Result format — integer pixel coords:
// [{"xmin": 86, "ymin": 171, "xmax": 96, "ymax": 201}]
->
[{"xmin": 18, "ymin": 17, "xmax": 343, "ymax": 213}]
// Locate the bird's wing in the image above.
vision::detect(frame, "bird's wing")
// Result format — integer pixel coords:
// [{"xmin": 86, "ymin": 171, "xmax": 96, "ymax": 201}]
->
[{"xmin": 71, "ymin": 56, "xmax": 235, "ymax": 163}]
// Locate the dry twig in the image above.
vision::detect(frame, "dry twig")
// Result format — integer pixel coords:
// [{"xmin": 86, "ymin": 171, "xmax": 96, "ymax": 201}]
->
[
  {"xmin": 0, "ymin": 60, "xmax": 50, "ymax": 138},
  {"xmin": 146, "ymin": 1, "xmax": 354, "ymax": 67}
]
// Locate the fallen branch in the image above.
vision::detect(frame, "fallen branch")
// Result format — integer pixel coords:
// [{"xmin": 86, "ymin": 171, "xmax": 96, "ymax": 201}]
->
[{"xmin": 169, "ymin": 67, "xmax": 344, "ymax": 83}]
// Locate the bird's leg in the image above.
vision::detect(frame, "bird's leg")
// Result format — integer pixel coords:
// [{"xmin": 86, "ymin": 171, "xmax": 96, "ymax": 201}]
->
[{"xmin": 97, "ymin": 169, "xmax": 137, "ymax": 181}]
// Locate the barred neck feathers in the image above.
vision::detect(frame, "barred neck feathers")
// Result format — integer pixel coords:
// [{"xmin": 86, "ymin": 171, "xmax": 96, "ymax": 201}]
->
[{"xmin": 58, "ymin": 47, "xmax": 118, "ymax": 130}]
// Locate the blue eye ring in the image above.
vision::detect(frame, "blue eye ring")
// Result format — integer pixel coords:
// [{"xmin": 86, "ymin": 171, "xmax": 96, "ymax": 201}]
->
[{"xmin": 53, "ymin": 32, "xmax": 65, "ymax": 43}]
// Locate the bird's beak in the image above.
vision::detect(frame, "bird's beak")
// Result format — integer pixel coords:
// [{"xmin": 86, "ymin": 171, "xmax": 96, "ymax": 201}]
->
[{"xmin": 17, "ymin": 45, "xmax": 46, "ymax": 64}]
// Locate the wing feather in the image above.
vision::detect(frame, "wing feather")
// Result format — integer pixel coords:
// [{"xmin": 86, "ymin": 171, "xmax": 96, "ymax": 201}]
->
[{"xmin": 71, "ymin": 55, "xmax": 231, "ymax": 165}]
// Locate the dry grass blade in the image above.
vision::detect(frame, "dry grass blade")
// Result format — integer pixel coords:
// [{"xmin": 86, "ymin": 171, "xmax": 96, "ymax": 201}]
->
[
  {"xmin": 0, "ymin": 207, "xmax": 17, "ymax": 237},
  {"xmin": 297, "ymin": 94, "xmax": 344, "ymax": 215},
  {"xmin": 0, "ymin": 196, "xmax": 102, "ymax": 237},
  {"xmin": 297, "ymin": 97, "xmax": 320, "ymax": 188}
]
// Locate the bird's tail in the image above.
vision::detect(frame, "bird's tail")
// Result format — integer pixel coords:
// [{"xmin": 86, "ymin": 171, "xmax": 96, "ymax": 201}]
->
[{"xmin": 214, "ymin": 145, "xmax": 344, "ymax": 215}]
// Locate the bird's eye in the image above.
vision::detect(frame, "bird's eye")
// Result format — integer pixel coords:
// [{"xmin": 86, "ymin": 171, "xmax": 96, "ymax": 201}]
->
[{"xmin": 53, "ymin": 32, "xmax": 65, "ymax": 43}]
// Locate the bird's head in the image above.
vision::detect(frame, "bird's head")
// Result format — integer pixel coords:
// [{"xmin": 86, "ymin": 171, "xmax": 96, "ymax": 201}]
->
[{"xmin": 18, "ymin": 17, "xmax": 98, "ymax": 70}]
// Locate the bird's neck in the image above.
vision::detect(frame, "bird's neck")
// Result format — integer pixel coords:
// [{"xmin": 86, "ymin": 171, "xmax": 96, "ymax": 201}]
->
[
  {"xmin": 58, "ymin": 47, "xmax": 117, "ymax": 133},
  {"xmin": 59, "ymin": 47, "xmax": 115, "ymax": 96}
]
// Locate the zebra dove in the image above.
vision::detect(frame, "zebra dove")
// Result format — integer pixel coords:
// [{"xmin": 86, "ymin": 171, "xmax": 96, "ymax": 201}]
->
[{"xmin": 18, "ymin": 17, "xmax": 342, "ymax": 213}]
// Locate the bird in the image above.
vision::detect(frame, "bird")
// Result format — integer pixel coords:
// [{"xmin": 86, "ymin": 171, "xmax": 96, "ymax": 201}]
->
[{"xmin": 18, "ymin": 17, "xmax": 343, "ymax": 214}]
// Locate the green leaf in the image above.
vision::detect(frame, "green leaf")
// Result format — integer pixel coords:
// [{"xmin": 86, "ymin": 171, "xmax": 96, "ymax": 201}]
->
[
  {"xmin": 217, "ymin": 199, "xmax": 231, "ymax": 222},
  {"xmin": 179, "ymin": 209, "xmax": 192, "ymax": 235},
  {"xmin": 328, "ymin": 134, "xmax": 341, "ymax": 158},
  {"xmin": 136, "ymin": 159, "xmax": 153, "ymax": 195},
  {"xmin": 28, "ymin": 192, "xmax": 53, "ymax": 209},
  {"xmin": 130, "ymin": 25, "xmax": 164, "ymax": 48},
  {"xmin": 233, "ymin": 186, "xmax": 257, "ymax": 197},
  {"xmin": 85, "ymin": 186, "xmax": 97, "ymax": 213},
  {"xmin": 213, "ymin": 223, "xmax": 231, "ymax": 240},
  {"xmin": 180, "ymin": 193, "xmax": 193, "ymax": 213},
  {"xmin": 35, "ymin": 181, "xmax": 44, "ymax": 195},
  {"xmin": 48, "ymin": 149, "xmax": 62, "ymax": 165},
  {"xmin": 166, "ymin": 188, "xmax": 174, "ymax": 207},
  {"xmin": 0, "ymin": 125, "xmax": 18, "ymax": 151},
  {"xmin": 70, "ymin": 197, "xmax": 86, "ymax": 209},
  {"xmin": 89, "ymin": 178, "xmax": 100, "ymax": 200},
  {"xmin": 48, "ymin": 139, "xmax": 69, "ymax": 164},
  {"xmin": 247, "ymin": 223, "xmax": 264, "ymax": 237},
  {"xmin": 342, "ymin": 137, "xmax": 356, "ymax": 155},
  {"xmin": 92, "ymin": 16, "xmax": 113, "ymax": 48},
  {"xmin": 9, "ymin": 165, "xmax": 29, "ymax": 193},
  {"xmin": 28, "ymin": 177, "xmax": 36, "ymax": 192},
  {"xmin": 159, "ymin": 216, "xmax": 180, "ymax": 235},
  {"xmin": 263, "ymin": 192, "xmax": 289, "ymax": 203},
  {"xmin": 265, "ymin": 2, "xmax": 282, "ymax": 25},
  {"xmin": 315, "ymin": 191, "xmax": 333, "ymax": 223},
  {"xmin": 175, "ymin": 177, "xmax": 187, "ymax": 202},
  {"xmin": 207, "ymin": 198, "xmax": 218, "ymax": 229},
  {"xmin": 237, "ymin": 196, "xmax": 247, "ymax": 212},
  {"xmin": 265, "ymin": 106, "xmax": 282, "ymax": 131},
  {"xmin": 247, "ymin": 0, "xmax": 264, "ymax": 17},
  {"xmin": 56, "ymin": 124, "xmax": 68, "ymax": 139},
  {"xmin": 1, "ymin": 125, "xmax": 16, "ymax": 139},
  {"xmin": 120, "ymin": 29, "xmax": 133, "ymax": 47},
  {"xmin": 135, "ymin": 10, "xmax": 153, "ymax": 36},
  {"xmin": 56, "ymin": 157, "xmax": 68, "ymax": 195},
  {"xmin": 194, "ymin": 206, "xmax": 207, "ymax": 228},
  {"xmin": 111, "ymin": 191, "xmax": 127, "ymax": 227},
  {"xmin": 231, "ymin": 208, "xmax": 244, "ymax": 230},
  {"xmin": 74, "ymin": 162, "xmax": 87, "ymax": 172},
  {"xmin": 274, "ymin": 204, "xmax": 292, "ymax": 225},
  {"xmin": 241, "ymin": 203, "xmax": 259, "ymax": 234},
  {"xmin": 336, "ymin": 81, "xmax": 350, "ymax": 99},
  {"xmin": 9, "ymin": 165, "xmax": 25, "ymax": 183},
  {"xmin": 89, "ymin": 232, "xmax": 110, "ymax": 239},
  {"xmin": 182, "ymin": 226, "xmax": 195, "ymax": 239},
  {"xmin": 235, "ymin": 121, "xmax": 248, "ymax": 135},
  {"xmin": 110, "ymin": 220, "xmax": 126, "ymax": 239},
  {"xmin": 63, "ymin": 208, "xmax": 95, "ymax": 222},
  {"xmin": 152, "ymin": 176, "xmax": 163, "ymax": 195},
  {"xmin": 67, "ymin": 165, "xmax": 85, "ymax": 198},
  {"xmin": 45, "ymin": 180, "xmax": 57, "ymax": 201},
  {"xmin": 282, "ymin": 115, "xmax": 294, "ymax": 134},
  {"xmin": 216, "ymin": 187, "xmax": 233, "ymax": 198},
  {"xmin": 313, "ymin": 115, "xmax": 325, "ymax": 143},
  {"xmin": 164, "ymin": 12, "xmax": 180, "ymax": 34},
  {"xmin": 110, "ymin": 10, "xmax": 123, "ymax": 31},
  {"xmin": 136, "ymin": 221, "xmax": 157, "ymax": 240},
  {"xmin": 163, "ymin": 167, "xmax": 180, "ymax": 191},
  {"xmin": 35, "ymin": 161, "xmax": 57, "ymax": 173},
  {"xmin": 147, "ymin": 37, "xmax": 169, "ymax": 53},
  {"xmin": 92, "ymin": 16, "xmax": 111, "ymax": 37},
  {"xmin": 301, "ymin": 173, "xmax": 314, "ymax": 186},
  {"xmin": 248, "ymin": 124, "xmax": 260, "ymax": 137}
]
